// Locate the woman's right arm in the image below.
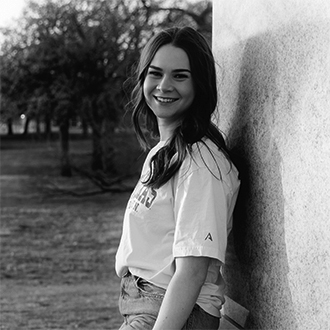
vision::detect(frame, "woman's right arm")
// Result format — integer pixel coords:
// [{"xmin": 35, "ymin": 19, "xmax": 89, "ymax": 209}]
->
[{"xmin": 152, "ymin": 256, "xmax": 210, "ymax": 330}]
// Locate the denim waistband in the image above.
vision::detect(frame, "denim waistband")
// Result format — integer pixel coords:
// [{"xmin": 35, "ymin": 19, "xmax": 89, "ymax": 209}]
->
[
  {"xmin": 118, "ymin": 272, "xmax": 220, "ymax": 329},
  {"xmin": 119, "ymin": 272, "xmax": 165, "ymax": 316}
]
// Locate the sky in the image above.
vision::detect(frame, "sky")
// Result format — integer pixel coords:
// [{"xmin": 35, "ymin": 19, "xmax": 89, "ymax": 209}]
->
[{"xmin": 0, "ymin": 0, "xmax": 27, "ymax": 27}]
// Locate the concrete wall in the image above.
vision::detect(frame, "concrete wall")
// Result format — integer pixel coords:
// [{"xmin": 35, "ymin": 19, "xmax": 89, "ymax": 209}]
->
[{"xmin": 212, "ymin": 1, "xmax": 330, "ymax": 329}]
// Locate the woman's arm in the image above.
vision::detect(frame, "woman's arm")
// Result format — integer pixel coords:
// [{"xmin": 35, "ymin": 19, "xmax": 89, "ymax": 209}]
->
[{"xmin": 152, "ymin": 256, "xmax": 210, "ymax": 330}]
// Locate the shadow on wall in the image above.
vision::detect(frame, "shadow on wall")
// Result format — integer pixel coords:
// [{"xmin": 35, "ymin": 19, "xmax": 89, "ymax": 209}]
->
[{"xmin": 221, "ymin": 23, "xmax": 315, "ymax": 329}]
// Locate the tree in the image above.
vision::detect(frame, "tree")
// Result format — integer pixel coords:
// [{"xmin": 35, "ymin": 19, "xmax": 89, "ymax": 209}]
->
[
  {"xmin": 0, "ymin": 0, "xmax": 212, "ymax": 178},
  {"xmin": 0, "ymin": 30, "xmax": 28, "ymax": 135}
]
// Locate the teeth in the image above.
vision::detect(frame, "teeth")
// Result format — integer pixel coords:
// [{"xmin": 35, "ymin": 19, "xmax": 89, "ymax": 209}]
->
[{"xmin": 155, "ymin": 96, "xmax": 176, "ymax": 103}]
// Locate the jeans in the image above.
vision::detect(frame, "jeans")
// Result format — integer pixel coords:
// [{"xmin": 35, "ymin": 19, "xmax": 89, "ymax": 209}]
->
[{"xmin": 118, "ymin": 272, "xmax": 219, "ymax": 330}]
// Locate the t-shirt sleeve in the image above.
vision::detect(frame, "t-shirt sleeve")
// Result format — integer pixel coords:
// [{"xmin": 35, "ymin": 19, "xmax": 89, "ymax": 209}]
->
[{"xmin": 173, "ymin": 167, "xmax": 229, "ymax": 264}]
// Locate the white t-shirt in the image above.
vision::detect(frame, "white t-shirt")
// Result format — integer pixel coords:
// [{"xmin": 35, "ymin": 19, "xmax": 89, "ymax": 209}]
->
[{"xmin": 115, "ymin": 138, "xmax": 240, "ymax": 317}]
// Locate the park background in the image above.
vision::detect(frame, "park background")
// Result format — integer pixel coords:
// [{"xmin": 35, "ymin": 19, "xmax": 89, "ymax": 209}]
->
[
  {"xmin": 0, "ymin": 0, "xmax": 212, "ymax": 329},
  {"xmin": 1, "ymin": 0, "xmax": 330, "ymax": 329}
]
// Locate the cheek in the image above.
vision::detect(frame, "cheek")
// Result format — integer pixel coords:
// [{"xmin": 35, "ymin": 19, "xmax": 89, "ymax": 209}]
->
[
  {"xmin": 143, "ymin": 80, "xmax": 152, "ymax": 99},
  {"xmin": 183, "ymin": 81, "xmax": 194, "ymax": 97},
  {"xmin": 142, "ymin": 81, "xmax": 147, "ymax": 96},
  {"xmin": 143, "ymin": 82, "xmax": 153, "ymax": 108},
  {"xmin": 185, "ymin": 85, "xmax": 195, "ymax": 104}
]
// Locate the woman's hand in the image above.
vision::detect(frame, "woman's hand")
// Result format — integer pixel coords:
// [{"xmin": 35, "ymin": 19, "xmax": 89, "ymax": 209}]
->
[{"xmin": 152, "ymin": 256, "xmax": 210, "ymax": 330}]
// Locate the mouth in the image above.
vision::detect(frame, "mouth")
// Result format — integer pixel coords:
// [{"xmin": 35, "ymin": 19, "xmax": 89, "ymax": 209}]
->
[{"xmin": 153, "ymin": 96, "xmax": 179, "ymax": 104}]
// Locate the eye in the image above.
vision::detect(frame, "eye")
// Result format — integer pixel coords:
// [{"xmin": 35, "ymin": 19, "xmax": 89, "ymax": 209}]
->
[
  {"xmin": 174, "ymin": 73, "xmax": 189, "ymax": 79},
  {"xmin": 147, "ymin": 70, "xmax": 162, "ymax": 77}
]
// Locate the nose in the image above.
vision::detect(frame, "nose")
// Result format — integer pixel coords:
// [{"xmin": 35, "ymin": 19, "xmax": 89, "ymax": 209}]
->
[{"xmin": 156, "ymin": 76, "xmax": 174, "ymax": 92}]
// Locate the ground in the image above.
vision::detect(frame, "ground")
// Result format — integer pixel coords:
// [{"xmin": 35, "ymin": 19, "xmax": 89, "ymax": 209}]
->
[{"xmin": 0, "ymin": 133, "xmax": 144, "ymax": 330}]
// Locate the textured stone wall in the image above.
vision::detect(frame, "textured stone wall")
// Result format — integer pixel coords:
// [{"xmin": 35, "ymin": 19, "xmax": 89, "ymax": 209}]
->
[{"xmin": 213, "ymin": 1, "xmax": 330, "ymax": 329}]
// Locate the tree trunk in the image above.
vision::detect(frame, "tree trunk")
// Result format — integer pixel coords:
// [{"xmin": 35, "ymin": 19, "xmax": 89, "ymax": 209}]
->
[
  {"xmin": 23, "ymin": 118, "xmax": 30, "ymax": 135},
  {"xmin": 101, "ymin": 119, "xmax": 116, "ymax": 174},
  {"xmin": 7, "ymin": 118, "xmax": 13, "ymax": 135},
  {"xmin": 91, "ymin": 125, "xmax": 103, "ymax": 171},
  {"xmin": 44, "ymin": 116, "xmax": 52, "ymax": 140},
  {"xmin": 81, "ymin": 119, "xmax": 89, "ymax": 138},
  {"xmin": 59, "ymin": 119, "xmax": 72, "ymax": 177},
  {"xmin": 36, "ymin": 117, "xmax": 41, "ymax": 137},
  {"xmin": 91, "ymin": 119, "xmax": 116, "ymax": 174}
]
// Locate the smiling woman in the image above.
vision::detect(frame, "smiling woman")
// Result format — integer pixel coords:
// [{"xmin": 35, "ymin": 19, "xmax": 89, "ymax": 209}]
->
[
  {"xmin": 143, "ymin": 44, "xmax": 195, "ymax": 135},
  {"xmin": 115, "ymin": 27, "xmax": 241, "ymax": 330}
]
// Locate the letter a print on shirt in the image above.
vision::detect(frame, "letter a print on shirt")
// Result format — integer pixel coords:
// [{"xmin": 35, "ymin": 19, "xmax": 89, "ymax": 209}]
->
[{"xmin": 205, "ymin": 233, "xmax": 213, "ymax": 241}]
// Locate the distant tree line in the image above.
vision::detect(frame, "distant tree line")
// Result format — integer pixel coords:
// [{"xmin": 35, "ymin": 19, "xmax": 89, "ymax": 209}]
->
[{"xmin": 0, "ymin": 0, "xmax": 212, "ymax": 177}]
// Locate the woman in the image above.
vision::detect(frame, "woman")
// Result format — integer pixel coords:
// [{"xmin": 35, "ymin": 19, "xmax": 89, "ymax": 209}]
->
[{"xmin": 115, "ymin": 27, "xmax": 240, "ymax": 330}]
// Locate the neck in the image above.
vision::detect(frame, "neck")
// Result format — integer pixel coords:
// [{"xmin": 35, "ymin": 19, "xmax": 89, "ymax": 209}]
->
[{"xmin": 158, "ymin": 119, "xmax": 180, "ymax": 142}]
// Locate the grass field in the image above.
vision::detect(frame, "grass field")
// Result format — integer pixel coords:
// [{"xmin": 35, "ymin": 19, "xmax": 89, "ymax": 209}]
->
[{"xmin": 0, "ymin": 133, "xmax": 144, "ymax": 329}]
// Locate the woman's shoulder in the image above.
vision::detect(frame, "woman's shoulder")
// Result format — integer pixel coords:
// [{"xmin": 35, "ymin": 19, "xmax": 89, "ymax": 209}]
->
[
  {"xmin": 187, "ymin": 138, "xmax": 230, "ymax": 172},
  {"xmin": 178, "ymin": 138, "xmax": 240, "ymax": 190}
]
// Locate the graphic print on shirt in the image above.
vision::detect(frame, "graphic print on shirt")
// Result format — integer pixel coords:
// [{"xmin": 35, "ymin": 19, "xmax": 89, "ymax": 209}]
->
[{"xmin": 127, "ymin": 184, "xmax": 157, "ymax": 212}]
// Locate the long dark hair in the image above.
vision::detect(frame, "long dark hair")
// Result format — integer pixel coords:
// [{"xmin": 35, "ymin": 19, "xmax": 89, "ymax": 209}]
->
[{"xmin": 128, "ymin": 27, "xmax": 231, "ymax": 188}]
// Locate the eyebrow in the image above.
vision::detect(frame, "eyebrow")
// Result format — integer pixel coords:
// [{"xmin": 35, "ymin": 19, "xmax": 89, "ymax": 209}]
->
[{"xmin": 149, "ymin": 65, "xmax": 191, "ymax": 73}]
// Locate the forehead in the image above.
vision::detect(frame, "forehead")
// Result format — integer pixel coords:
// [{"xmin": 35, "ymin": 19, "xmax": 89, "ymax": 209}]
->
[{"xmin": 150, "ymin": 44, "xmax": 191, "ymax": 70}]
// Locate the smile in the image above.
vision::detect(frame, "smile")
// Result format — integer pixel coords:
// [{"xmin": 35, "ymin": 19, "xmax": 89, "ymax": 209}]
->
[{"xmin": 154, "ymin": 96, "xmax": 178, "ymax": 103}]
